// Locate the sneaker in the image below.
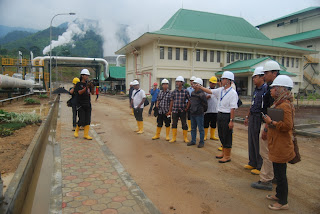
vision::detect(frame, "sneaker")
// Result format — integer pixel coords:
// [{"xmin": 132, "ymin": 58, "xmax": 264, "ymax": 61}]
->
[
  {"xmin": 251, "ymin": 181, "xmax": 273, "ymax": 191},
  {"xmin": 187, "ymin": 142, "xmax": 196, "ymax": 146},
  {"xmin": 244, "ymin": 165, "xmax": 255, "ymax": 170},
  {"xmin": 251, "ymin": 169, "xmax": 260, "ymax": 175}
]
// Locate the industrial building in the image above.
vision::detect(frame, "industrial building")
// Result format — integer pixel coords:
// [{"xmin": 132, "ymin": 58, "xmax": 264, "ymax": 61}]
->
[
  {"xmin": 256, "ymin": 6, "xmax": 320, "ymax": 93},
  {"xmin": 116, "ymin": 9, "xmax": 316, "ymax": 95}
]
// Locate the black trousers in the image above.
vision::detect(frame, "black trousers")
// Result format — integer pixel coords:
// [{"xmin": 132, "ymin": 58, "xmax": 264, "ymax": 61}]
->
[
  {"xmin": 157, "ymin": 113, "xmax": 171, "ymax": 127},
  {"xmin": 273, "ymin": 162, "xmax": 288, "ymax": 205},
  {"xmin": 72, "ymin": 105, "xmax": 78, "ymax": 127},
  {"xmin": 217, "ymin": 112, "xmax": 232, "ymax": 148},
  {"xmin": 77, "ymin": 104, "xmax": 91, "ymax": 127},
  {"xmin": 172, "ymin": 111, "xmax": 188, "ymax": 130},
  {"xmin": 148, "ymin": 101, "xmax": 155, "ymax": 115},
  {"xmin": 134, "ymin": 108, "xmax": 143, "ymax": 121},
  {"xmin": 248, "ymin": 113, "xmax": 263, "ymax": 170},
  {"xmin": 187, "ymin": 109, "xmax": 191, "ymax": 120},
  {"xmin": 204, "ymin": 113, "xmax": 217, "ymax": 128}
]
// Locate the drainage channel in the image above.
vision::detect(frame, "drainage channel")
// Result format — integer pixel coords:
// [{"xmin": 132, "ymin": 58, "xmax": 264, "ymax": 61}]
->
[{"xmin": 21, "ymin": 98, "xmax": 59, "ymax": 214}]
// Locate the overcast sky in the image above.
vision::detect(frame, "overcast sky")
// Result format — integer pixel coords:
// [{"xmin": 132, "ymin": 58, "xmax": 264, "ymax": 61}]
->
[{"xmin": 0, "ymin": 0, "xmax": 319, "ymax": 55}]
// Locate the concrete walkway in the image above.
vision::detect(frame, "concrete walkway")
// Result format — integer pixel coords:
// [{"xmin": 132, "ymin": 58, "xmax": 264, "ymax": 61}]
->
[{"xmin": 52, "ymin": 94, "xmax": 159, "ymax": 214}]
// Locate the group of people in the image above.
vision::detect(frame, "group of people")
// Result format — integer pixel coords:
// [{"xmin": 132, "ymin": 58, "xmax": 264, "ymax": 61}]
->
[{"xmin": 128, "ymin": 60, "xmax": 296, "ymax": 211}]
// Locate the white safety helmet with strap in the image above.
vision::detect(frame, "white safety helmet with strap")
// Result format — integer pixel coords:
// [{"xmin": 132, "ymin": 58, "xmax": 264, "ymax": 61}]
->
[
  {"xmin": 252, "ymin": 67, "xmax": 264, "ymax": 77},
  {"xmin": 193, "ymin": 78, "xmax": 203, "ymax": 86},
  {"xmin": 132, "ymin": 80, "xmax": 139, "ymax": 85},
  {"xmin": 80, "ymin": 69, "xmax": 90, "ymax": 75},
  {"xmin": 221, "ymin": 71, "xmax": 234, "ymax": 81},
  {"xmin": 129, "ymin": 81, "xmax": 133, "ymax": 85},
  {"xmin": 263, "ymin": 61, "xmax": 281, "ymax": 72},
  {"xmin": 161, "ymin": 79, "xmax": 169, "ymax": 84},
  {"xmin": 270, "ymin": 75, "xmax": 293, "ymax": 89},
  {"xmin": 190, "ymin": 76, "xmax": 196, "ymax": 81},
  {"xmin": 175, "ymin": 76, "xmax": 184, "ymax": 82}
]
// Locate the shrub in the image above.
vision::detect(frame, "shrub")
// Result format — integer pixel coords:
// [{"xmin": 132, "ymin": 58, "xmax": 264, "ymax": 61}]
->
[
  {"xmin": 24, "ymin": 98, "xmax": 40, "ymax": 104},
  {"xmin": 38, "ymin": 94, "xmax": 48, "ymax": 99}
]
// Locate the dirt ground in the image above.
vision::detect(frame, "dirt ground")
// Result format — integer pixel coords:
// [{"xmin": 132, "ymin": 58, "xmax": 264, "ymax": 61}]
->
[
  {"xmin": 0, "ymin": 96, "xmax": 51, "ymax": 192},
  {"xmin": 91, "ymin": 94, "xmax": 320, "ymax": 214}
]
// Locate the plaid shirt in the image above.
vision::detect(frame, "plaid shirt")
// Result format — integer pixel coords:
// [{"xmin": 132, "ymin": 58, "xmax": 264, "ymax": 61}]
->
[
  {"xmin": 171, "ymin": 88, "xmax": 190, "ymax": 113},
  {"xmin": 157, "ymin": 89, "xmax": 172, "ymax": 114}
]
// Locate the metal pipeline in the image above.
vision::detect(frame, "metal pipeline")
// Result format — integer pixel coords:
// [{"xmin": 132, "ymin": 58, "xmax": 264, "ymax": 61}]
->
[
  {"xmin": 33, "ymin": 56, "xmax": 109, "ymax": 79},
  {"xmin": 116, "ymin": 55, "xmax": 125, "ymax": 67},
  {"xmin": 0, "ymin": 74, "xmax": 34, "ymax": 89}
]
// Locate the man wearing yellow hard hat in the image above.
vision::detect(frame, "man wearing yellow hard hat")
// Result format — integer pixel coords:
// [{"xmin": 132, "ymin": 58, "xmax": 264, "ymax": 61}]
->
[{"xmin": 69, "ymin": 77, "xmax": 80, "ymax": 131}]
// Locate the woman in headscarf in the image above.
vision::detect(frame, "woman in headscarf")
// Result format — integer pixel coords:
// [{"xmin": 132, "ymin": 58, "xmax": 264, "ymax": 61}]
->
[{"xmin": 262, "ymin": 75, "xmax": 295, "ymax": 211}]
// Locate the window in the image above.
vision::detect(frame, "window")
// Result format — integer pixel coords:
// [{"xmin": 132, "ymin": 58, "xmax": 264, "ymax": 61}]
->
[
  {"xmin": 248, "ymin": 54, "xmax": 252, "ymax": 60},
  {"xmin": 277, "ymin": 22, "xmax": 284, "ymax": 27},
  {"xmin": 168, "ymin": 47, "xmax": 172, "ymax": 60},
  {"xmin": 307, "ymin": 45, "xmax": 313, "ymax": 48},
  {"xmin": 210, "ymin": 50, "xmax": 214, "ymax": 62},
  {"xmin": 235, "ymin": 53, "xmax": 239, "ymax": 60},
  {"xmin": 291, "ymin": 58, "xmax": 294, "ymax": 68},
  {"xmin": 244, "ymin": 53, "xmax": 247, "ymax": 60},
  {"xmin": 296, "ymin": 58, "xmax": 299, "ymax": 68},
  {"xmin": 203, "ymin": 50, "xmax": 207, "ymax": 62},
  {"xmin": 176, "ymin": 48, "xmax": 180, "ymax": 60},
  {"xmin": 217, "ymin": 51, "xmax": 221, "ymax": 62},
  {"xmin": 231, "ymin": 52, "xmax": 235, "ymax": 62},
  {"xmin": 256, "ymin": 54, "xmax": 260, "ymax": 58},
  {"xmin": 160, "ymin": 47, "xmax": 164, "ymax": 59},
  {"xmin": 286, "ymin": 57, "xmax": 289, "ymax": 67},
  {"xmin": 196, "ymin": 49, "xmax": 200, "ymax": 61},
  {"xmin": 273, "ymin": 56, "xmax": 277, "ymax": 60},
  {"xmin": 240, "ymin": 53, "xmax": 243, "ymax": 60},
  {"xmin": 183, "ymin": 48, "xmax": 188, "ymax": 61},
  {"xmin": 281, "ymin": 57, "xmax": 285, "ymax": 65},
  {"xmin": 227, "ymin": 52, "xmax": 230, "ymax": 63},
  {"xmin": 261, "ymin": 55, "xmax": 265, "ymax": 58},
  {"xmin": 290, "ymin": 18, "xmax": 298, "ymax": 24}
]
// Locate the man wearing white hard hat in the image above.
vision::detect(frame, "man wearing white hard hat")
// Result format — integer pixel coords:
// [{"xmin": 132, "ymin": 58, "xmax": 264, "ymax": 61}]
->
[
  {"xmin": 243, "ymin": 67, "xmax": 267, "ymax": 175},
  {"xmin": 168, "ymin": 76, "xmax": 191, "ymax": 143},
  {"xmin": 251, "ymin": 60, "xmax": 280, "ymax": 191},
  {"xmin": 187, "ymin": 76, "xmax": 196, "ymax": 131},
  {"xmin": 129, "ymin": 81, "xmax": 134, "ymax": 115},
  {"xmin": 152, "ymin": 79, "xmax": 172, "ymax": 141},
  {"xmin": 74, "ymin": 69, "xmax": 95, "ymax": 140},
  {"xmin": 187, "ymin": 78, "xmax": 207, "ymax": 148},
  {"xmin": 261, "ymin": 75, "xmax": 295, "ymax": 211},
  {"xmin": 201, "ymin": 71, "xmax": 238, "ymax": 163},
  {"xmin": 131, "ymin": 80, "xmax": 146, "ymax": 134}
]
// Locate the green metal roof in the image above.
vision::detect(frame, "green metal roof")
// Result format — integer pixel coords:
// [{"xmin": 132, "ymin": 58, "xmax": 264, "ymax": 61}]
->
[
  {"xmin": 149, "ymin": 9, "xmax": 314, "ymax": 52},
  {"xmin": 273, "ymin": 29, "xmax": 320, "ymax": 43},
  {"xmin": 216, "ymin": 69, "xmax": 296, "ymax": 77},
  {"xmin": 256, "ymin": 7, "xmax": 320, "ymax": 27},
  {"xmin": 109, "ymin": 66, "xmax": 126, "ymax": 79}
]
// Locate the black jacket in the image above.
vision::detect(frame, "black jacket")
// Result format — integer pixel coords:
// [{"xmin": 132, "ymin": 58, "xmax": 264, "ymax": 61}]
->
[{"xmin": 190, "ymin": 89, "xmax": 207, "ymax": 116}]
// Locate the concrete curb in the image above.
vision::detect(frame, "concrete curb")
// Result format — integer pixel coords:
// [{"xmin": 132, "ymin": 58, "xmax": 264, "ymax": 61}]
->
[
  {"xmin": 0, "ymin": 96, "xmax": 59, "ymax": 214},
  {"xmin": 90, "ymin": 128, "xmax": 161, "ymax": 214}
]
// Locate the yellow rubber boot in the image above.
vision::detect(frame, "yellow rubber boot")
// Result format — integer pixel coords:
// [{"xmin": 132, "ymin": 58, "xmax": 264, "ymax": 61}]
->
[
  {"xmin": 74, "ymin": 125, "xmax": 80, "ymax": 138},
  {"xmin": 152, "ymin": 127, "xmax": 161, "ymax": 140},
  {"xmin": 84, "ymin": 125, "xmax": 93, "ymax": 140},
  {"xmin": 165, "ymin": 127, "xmax": 170, "ymax": 141},
  {"xmin": 183, "ymin": 130, "xmax": 189, "ymax": 143},
  {"xmin": 218, "ymin": 145, "xmax": 223, "ymax": 151},
  {"xmin": 169, "ymin": 128, "xmax": 177, "ymax": 143},
  {"xmin": 137, "ymin": 121, "xmax": 144, "ymax": 134},
  {"xmin": 131, "ymin": 108, "xmax": 134, "ymax": 115},
  {"xmin": 210, "ymin": 128, "xmax": 219, "ymax": 140},
  {"xmin": 204, "ymin": 128, "xmax": 209, "ymax": 141},
  {"xmin": 134, "ymin": 121, "xmax": 140, "ymax": 132},
  {"xmin": 187, "ymin": 120, "xmax": 191, "ymax": 132}
]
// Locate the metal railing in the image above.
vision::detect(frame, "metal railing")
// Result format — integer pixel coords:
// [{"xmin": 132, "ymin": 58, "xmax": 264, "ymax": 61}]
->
[{"xmin": 0, "ymin": 93, "xmax": 34, "ymax": 105}]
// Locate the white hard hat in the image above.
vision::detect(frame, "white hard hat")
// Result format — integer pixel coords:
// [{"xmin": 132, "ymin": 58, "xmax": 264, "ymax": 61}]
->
[
  {"xmin": 80, "ymin": 69, "xmax": 90, "ymax": 75},
  {"xmin": 190, "ymin": 76, "xmax": 196, "ymax": 81},
  {"xmin": 129, "ymin": 81, "xmax": 133, "ymax": 85},
  {"xmin": 263, "ymin": 61, "xmax": 281, "ymax": 72},
  {"xmin": 221, "ymin": 71, "xmax": 234, "ymax": 81},
  {"xmin": 132, "ymin": 80, "xmax": 139, "ymax": 85},
  {"xmin": 252, "ymin": 67, "xmax": 264, "ymax": 77},
  {"xmin": 271, "ymin": 75, "xmax": 293, "ymax": 88},
  {"xmin": 175, "ymin": 76, "xmax": 184, "ymax": 82},
  {"xmin": 193, "ymin": 78, "xmax": 203, "ymax": 86},
  {"xmin": 161, "ymin": 79, "xmax": 169, "ymax": 84}
]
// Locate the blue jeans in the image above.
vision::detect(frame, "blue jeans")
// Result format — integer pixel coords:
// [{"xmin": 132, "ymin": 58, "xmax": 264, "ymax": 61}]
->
[
  {"xmin": 191, "ymin": 115, "xmax": 204, "ymax": 145},
  {"xmin": 148, "ymin": 101, "xmax": 155, "ymax": 115}
]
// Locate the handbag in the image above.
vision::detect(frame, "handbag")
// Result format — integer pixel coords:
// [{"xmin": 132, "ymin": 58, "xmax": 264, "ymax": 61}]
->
[
  {"xmin": 288, "ymin": 106, "xmax": 301, "ymax": 164},
  {"xmin": 67, "ymin": 98, "xmax": 72, "ymax": 107},
  {"xmin": 153, "ymin": 106, "xmax": 159, "ymax": 117},
  {"xmin": 144, "ymin": 97, "xmax": 149, "ymax": 107}
]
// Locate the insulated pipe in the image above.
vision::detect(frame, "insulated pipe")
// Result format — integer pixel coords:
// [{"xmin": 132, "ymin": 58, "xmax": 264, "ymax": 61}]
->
[
  {"xmin": 33, "ymin": 56, "xmax": 109, "ymax": 79},
  {"xmin": 0, "ymin": 74, "xmax": 34, "ymax": 88},
  {"xmin": 116, "ymin": 55, "xmax": 126, "ymax": 67}
]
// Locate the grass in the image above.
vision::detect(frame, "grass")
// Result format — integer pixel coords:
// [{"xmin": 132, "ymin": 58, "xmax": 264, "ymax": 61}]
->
[
  {"xmin": 24, "ymin": 98, "xmax": 40, "ymax": 104},
  {"xmin": 38, "ymin": 94, "xmax": 48, "ymax": 99}
]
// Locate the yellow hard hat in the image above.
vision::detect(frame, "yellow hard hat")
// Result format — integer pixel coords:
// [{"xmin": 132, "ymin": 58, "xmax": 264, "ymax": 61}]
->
[
  {"xmin": 209, "ymin": 76, "xmax": 218, "ymax": 83},
  {"xmin": 72, "ymin": 77, "xmax": 80, "ymax": 84}
]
